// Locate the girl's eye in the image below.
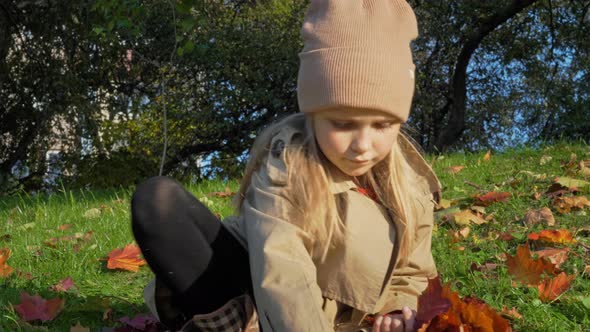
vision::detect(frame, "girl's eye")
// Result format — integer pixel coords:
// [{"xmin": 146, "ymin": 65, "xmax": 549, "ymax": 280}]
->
[
  {"xmin": 331, "ymin": 121, "xmax": 354, "ymax": 129},
  {"xmin": 373, "ymin": 122, "xmax": 395, "ymax": 131}
]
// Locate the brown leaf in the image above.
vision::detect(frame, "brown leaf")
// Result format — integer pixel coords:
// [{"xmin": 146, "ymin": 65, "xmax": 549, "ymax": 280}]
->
[
  {"xmin": 524, "ymin": 207, "xmax": 555, "ymax": 226},
  {"xmin": 13, "ymin": 292, "xmax": 65, "ymax": 322},
  {"xmin": 209, "ymin": 187, "xmax": 235, "ymax": 198},
  {"xmin": 106, "ymin": 244, "xmax": 146, "ymax": 272},
  {"xmin": 58, "ymin": 224, "xmax": 73, "ymax": 231},
  {"xmin": 446, "ymin": 165, "xmax": 465, "ymax": 174},
  {"xmin": 537, "ymin": 272, "xmax": 575, "ymax": 302},
  {"xmin": 484, "ymin": 150, "xmax": 492, "ymax": 161},
  {"xmin": 470, "ymin": 262, "xmax": 498, "ymax": 273},
  {"xmin": 553, "ymin": 195, "xmax": 590, "ymax": 214},
  {"xmin": 474, "ymin": 191, "xmax": 511, "ymax": 206},
  {"xmin": 583, "ymin": 266, "xmax": 590, "ymax": 278},
  {"xmin": 0, "ymin": 247, "xmax": 14, "ymax": 278},
  {"xmin": 449, "ymin": 227, "xmax": 470, "ymax": 242},
  {"xmin": 579, "ymin": 159, "xmax": 590, "ymax": 177},
  {"xmin": 528, "ymin": 229, "xmax": 577, "ymax": 245},
  {"xmin": 498, "ymin": 232, "xmax": 516, "ymax": 241},
  {"xmin": 506, "ymin": 244, "xmax": 559, "ymax": 286},
  {"xmin": 500, "ymin": 306, "xmax": 523, "ymax": 320},
  {"xmin": 533, "ymin": 248, "xmax": 569, "ymax": 268}
]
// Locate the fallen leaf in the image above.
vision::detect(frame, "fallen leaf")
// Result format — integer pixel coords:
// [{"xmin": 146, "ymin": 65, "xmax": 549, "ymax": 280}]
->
[
  {"xmin": 435, "ymin": 198, "xmax": 454, "ymax": 210},
  {"xmin": 524, "ymin": 207, "xmax": 555, "ymax": 226},
  {"xmin": 446, "ymin": 165, "xmax": 465, "ymax": 174},
  {"xmin": 452, "ymin": 210, "xmax": 488, "ymax": 225},
  {"xmin": 70, "ymin": 321, "xmax": 90, "ymax": 332},
  {"xmin": 58, "ymin": 224, "xmax": 73, "ymax": 231},
  {"xmin": 537, "ymin": 272, "xmax": 575, "ymax": 302},
  {"xmin": 83, "ymin": 208, "xmax": 101, "ymax": 219},
  {"xmin": 209, "ymin": 187, "xmax": 235, "ymax": 198},
  {"xmin": 118, "ymin": 313, "xmax": 159, "ymax": 330},
  {"xmin": 106, "ymin": 244, "xmax": 146, "ymax": 272},
  {"xmin": 474, "ymin": 192, "xmax": 511, "ymax": 206},
  {"xmin": 534, "ymin": 248, "xmax": 569, "ymax": 268},
  {"xmin": 554, "ymin": 176, "xmax": 590, "ymax": 190},
  {"xmin": 579, "ymin": 159, "xmax": 590, "ymax": 177},
  {"xmin": 13, "ymin": 292, "xmax": 65, "ymax": 322},
  {"xmin": 506, "ymin": 244, "xmax": 559, "ymax": 286},
  {"xmin": 50, "ymin": 276, "xmax": 77, "ymax": 292},
  {"xmin": 416, "ymin": 276, "xmax": 452, "ymax": 326},
  {"xmin": 540, "ymin": 155, "xmax": 552, "ymax": 165},
  {"xmin": 498, "ymin": 232, "xmax": 515, "ymax": 241},
  {"xmin": 0, "ymin": 247, "xmax": 14, "ymax": 278},
  {"xmin": 417, "ymin": 279, "xmax": 512, "ymax": 332},
  {"xmin": 532, "ymin": 191, "xmax": 542, "ymax": 200},
  {"xmin": 553, "ymin": 196, "xmax": 590, "ymax": 214},
  {"xmin": 583, "ymin": 266, "xmax": 590, "ymax": 278},
  {"xmin": 500, "ymin": 306, "xmax": 523, "ymax": 320},
  {"xmin": 519, "ymin": 171, "xmax": 547, "ymax": 181},
  {"xmin": 449, "ymin": 227, "xmax": 470, "ymax": 242},
  {"xmin": 545, "ymin": 182, "xmax": 578, "ymax": 199},
  {"xmin": 470, "ymin": 262, "xmax": 498, "ymax": 273},
  {"xmin": 528, "ymin": 229, "xmax": 577, "ymax": 245},
  {"xmin": 484, "ymin": 150, "xmax": 492, "ymax": 161}
]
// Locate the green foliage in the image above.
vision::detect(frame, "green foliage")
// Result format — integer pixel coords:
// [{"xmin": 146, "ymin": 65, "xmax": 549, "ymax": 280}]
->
[{"xmin": 62, "ymin": 150, "xmax": 159, "ymax": 189}]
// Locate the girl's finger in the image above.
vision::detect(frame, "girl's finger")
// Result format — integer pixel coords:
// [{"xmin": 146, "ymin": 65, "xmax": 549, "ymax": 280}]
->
[
  {"xmin": 389, "ymin": 314, "xmax": 404, "ymax": 332},
  {"xmin": 372, "ymin": 315, "xmax": 384, "ymax": 332},
  {"xmin": 401, "ymin": 306, "xmax": 416, "ymax": 331}
]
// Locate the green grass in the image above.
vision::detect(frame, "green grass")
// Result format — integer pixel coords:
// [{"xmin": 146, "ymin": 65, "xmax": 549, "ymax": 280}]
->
[{"xmin": 1, "ymin": 142, "xmax": 589, "ymax": 331}]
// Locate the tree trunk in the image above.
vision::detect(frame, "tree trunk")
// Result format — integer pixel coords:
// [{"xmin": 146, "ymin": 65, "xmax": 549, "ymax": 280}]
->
[{"xmin": 434, "ymin": 0, "xmax": 539, "ymax": 152}]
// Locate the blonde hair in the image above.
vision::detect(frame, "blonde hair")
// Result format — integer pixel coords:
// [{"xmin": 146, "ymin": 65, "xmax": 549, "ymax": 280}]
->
[{"xmin": 236, "ymin": 113, "xmax": 424, "ymax": 263}]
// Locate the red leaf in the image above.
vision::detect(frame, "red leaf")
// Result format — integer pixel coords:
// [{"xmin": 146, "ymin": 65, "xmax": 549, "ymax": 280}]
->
[
  {"xmin": 106, "ymin": 244, "xmax": 146, "ymax": 272},
  {"xmin": 416, "ymin": 276, "xmax": 451, "ymax": 326},
  {"xmin": 506, "ymin": 244, "xmax": 559, "ymax": 286},
  {"xmin": 50, "ymin": 276, "xmax": 77, "ymax": 292},
  {"xmin": 537, "ymin": 272, "xmax": 575, "ymax": 302},
  {"xmin": 474, "ymin": 192, "xmax": 511, "ymax": 206},
  {"xmin": 13, "ymin": 292, "xmax": 64, "ymax": 322}
]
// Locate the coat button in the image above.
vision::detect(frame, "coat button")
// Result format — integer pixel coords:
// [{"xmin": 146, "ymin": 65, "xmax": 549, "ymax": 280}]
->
[{"xmin": 271, "ymin": 139, "xmax": 285, "ymax": 158}]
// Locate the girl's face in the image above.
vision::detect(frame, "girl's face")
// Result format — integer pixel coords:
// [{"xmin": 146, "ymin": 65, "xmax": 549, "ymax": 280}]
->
[{"xmin": 312, "ymin": 108, "xmax": 401, "ymax": 177}]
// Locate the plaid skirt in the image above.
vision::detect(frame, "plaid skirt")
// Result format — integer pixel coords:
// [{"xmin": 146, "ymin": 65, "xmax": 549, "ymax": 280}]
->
[{"xmin": 180, "ymin": 293, "xmax": 259, "ymax": 332}]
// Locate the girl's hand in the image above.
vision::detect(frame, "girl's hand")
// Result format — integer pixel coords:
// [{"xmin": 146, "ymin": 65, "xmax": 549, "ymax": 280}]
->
[{"xmin": 371, "ymin": 306, "xmax": 416, "ymax": 332}]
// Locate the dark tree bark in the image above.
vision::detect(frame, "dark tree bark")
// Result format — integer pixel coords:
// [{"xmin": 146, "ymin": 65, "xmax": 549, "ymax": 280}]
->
[{"xmin": 434, "ymin": 0, "xmax": 539, "ymax": 152}]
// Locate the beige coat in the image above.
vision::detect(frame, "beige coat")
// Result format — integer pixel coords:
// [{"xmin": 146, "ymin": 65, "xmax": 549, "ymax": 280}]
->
[{"xmin": 144, "ymin": 118, "xmax": 442, "ymax": 331}]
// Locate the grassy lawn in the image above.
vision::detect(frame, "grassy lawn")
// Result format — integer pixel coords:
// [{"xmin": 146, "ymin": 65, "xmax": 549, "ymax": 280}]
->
[{"xmin": 1, "ymin": 142, "xmax": 589, "ymax": 331}]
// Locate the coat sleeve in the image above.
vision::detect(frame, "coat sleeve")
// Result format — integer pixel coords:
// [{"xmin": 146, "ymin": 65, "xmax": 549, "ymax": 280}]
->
[
  {"xmin": 384, "ymin": 191, "xmax": 438, "ymax": 313},
  {"xmin": 242, "ymin": 165, "xmax": 333, "ymax": 332}
]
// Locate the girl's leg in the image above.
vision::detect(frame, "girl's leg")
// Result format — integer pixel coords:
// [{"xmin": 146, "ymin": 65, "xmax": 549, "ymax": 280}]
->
[{"xmin": 131, "ymin": 176, "xmax": 252, "ymax": 322}]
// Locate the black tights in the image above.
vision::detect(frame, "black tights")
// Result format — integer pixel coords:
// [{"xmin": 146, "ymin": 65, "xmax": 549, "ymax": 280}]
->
[{"xmin": 131, "ymin": 176, "xmax": 252, "ymax": 325}]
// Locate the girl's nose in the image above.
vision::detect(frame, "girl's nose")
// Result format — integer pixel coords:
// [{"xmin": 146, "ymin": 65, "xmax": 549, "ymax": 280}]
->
[{"xmin": 350, "ymin": 130, "xmax": 371, "ymax": 154}]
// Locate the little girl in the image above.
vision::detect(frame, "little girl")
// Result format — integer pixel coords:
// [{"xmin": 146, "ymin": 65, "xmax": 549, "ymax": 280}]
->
[{"xmin": 131, "ymin": 1, "xmax": 442, "ymax": 331}]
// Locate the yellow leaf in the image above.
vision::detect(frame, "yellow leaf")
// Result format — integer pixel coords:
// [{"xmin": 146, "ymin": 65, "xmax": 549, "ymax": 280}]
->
[{"xmin": 453, "ymin": 210, "xmax": 488, "ymax": 225}]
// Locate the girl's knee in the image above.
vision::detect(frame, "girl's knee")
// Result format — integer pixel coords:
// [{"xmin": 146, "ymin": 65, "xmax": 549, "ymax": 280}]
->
[{"xmin": 131, "ymin": 176, "xmax": 183, "ymax": 226}]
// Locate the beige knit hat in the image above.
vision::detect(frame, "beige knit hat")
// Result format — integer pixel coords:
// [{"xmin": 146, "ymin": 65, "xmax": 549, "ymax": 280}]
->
[{"xmin": 297, "ymin": 0, "xmax": 418, "ymax": 122}]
